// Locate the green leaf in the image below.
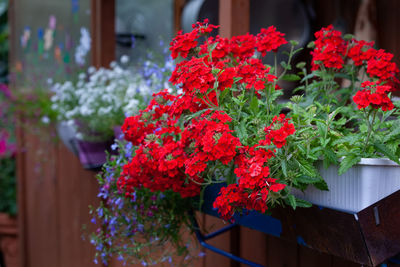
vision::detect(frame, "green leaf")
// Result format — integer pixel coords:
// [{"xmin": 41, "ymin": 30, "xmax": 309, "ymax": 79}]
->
[
  {"xmin": 296, "ymin": 62, "xmax": 306, "ymax": 69},
  {"xmin": 387, "ymin": 139, "xmax": 400, "ymax": 155},
  {"xmin": 250, "ymin": 95, "xmax": 259, "ymax": 114},
  {"xmin": 298, "ymin": 160, "xmax": 320, "ymax": 178},
  {"xmin": 339, "ymin": 154, "xmax": 361, "ymax": 175},
  {"xmin": 293, "ymin": 47, "xmax": 303, "ymax": 54},
  {"xmin": 233, "ymin": 77, "xmax": 243, "ymax": 83},
  {"xmin": 333, "ymin": 134, "xmax": 361, "ymax": 146},
  {"xmin": 296, "ymin": 175, "xmax": 321, "ymax": 185},
  {"xmin": 343, "ymin": 33, "xmax": 354, "ymax": 40},
  {"xmin": 323, "ymin": 148, "xmax": 338, "ymax": 167},
  {"xmin": 295, "ymin": 198, "xmax": 312, "ymax": 208},
  {"xmin": 313, "ymin": 179, "xmax": 329, "ymax": 191},
  {"xmin": 333, "ymin": 72, "xmax": 353, "ymax": 80},
  {"xmin": 219, "ymin": 88, "xmax": 230, "ymax": 102},
  {"xmin": 280, "ymin": 61, "xmax": 292, "ymax": 70},
  {"xmin": 300, "ymin": 72, "xmax": 316, "ymax": 83},
  {"xmin": 360, "ymin": 124, "xmax": 368, "ymax": 133},
  {"xmin": 307, "ymin": 41, "xmax": 315, "ymax": 49},
  {"xmin": 282, "ymin": 74, "xmax": 301, "ymax": 82},
  {"xmin": 287, "ymin": 194, "xmax": 297, "ymax": 210},
  {"xmin": 281, "ymin": 160, "xmax": 288, "ymax": 177},
  {"xmin": 373, "ymin": 143, "xmax": 400, "ymax": 164},
  {"xmin": 383, "ymin": 120, "xmax": 400, "ymax": 142},
  {"xmin": 316, "ymin": 121, "xmax": 327, "ymax": 139}
]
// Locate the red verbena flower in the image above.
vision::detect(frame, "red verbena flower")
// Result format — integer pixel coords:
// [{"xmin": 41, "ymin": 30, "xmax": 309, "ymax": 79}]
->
[{"xmin": 256, "ymin": 26, "xmax": 287, "ymax": 56}]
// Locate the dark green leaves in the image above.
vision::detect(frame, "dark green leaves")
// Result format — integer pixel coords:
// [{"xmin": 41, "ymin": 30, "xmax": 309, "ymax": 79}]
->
[{"xmin": 339, "ymin": 154, "xmax": 361, "ymax": 175}]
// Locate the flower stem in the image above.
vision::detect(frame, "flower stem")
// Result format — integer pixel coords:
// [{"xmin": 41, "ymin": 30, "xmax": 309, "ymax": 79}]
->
[{"xmin": 363, "ymin": 109, "xmax": 377, "ymax": 152}]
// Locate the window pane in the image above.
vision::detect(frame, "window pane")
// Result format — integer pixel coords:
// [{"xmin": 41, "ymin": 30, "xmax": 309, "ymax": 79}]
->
[
  {"xmin": 11, "ymin": 0, "xmax": 91, "ymax": 89},
  {"xmin": 115, "ymin": 0, "xmax": 173, "ymax": 63}
]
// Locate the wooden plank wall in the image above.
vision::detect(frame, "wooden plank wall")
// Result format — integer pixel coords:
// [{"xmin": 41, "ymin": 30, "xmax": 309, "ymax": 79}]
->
[
  {"xmin": 13, "ymin": 0, "xmax": 400, "ymax": 267},
  {"xmin": 14, "ymin": 1, "xmax": 115, "ymax": 267}
]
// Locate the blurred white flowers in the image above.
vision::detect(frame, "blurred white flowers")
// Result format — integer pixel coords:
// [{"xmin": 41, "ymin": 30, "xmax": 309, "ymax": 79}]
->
[
  {"xmin": 75, "ymin": 27, "xmax": 91, "ymax": 66},
  {"xmin": 50, "ymin": 57, "xmax": 173, "ymax": 141}
]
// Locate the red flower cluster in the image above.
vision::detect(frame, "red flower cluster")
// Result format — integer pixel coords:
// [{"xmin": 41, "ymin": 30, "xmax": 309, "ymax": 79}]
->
[
  {"xmin": 118, "ymin": 20, "xmax": 292, "ymax": 220},
  {"xmin": 213, "ymin": 115, "xmax": 295, "ymax": 221},
  {"xmin": 119, "ymin": 91, "xmax": 203, "ymax": 199},
  {"xmin": 311, "ymin": 25, "xmax": 399, "ymax": 90},
  {"xmin": 311, "ymin": 25, "xmax": 347, "ymax": 70},
  {"xmin": 182, "ymin": 111, "xmax": 242, "ymax": 177},
  {"xmin": 264, "ymin": 114, "xmax": 296, "ymax": 148},
  {"xmin": 168, "ymin": 22, "xmax": 285, "ymax": 116},
  {"xmin": 170, "ymin": 19, "xmax": 219, "ymax": 59},
  {"xmin": 256, "ymin": 26, "xmax": 288, "ymax": 56},
  {"xmin": 347, "ymin": 39, "xmax": 375, "ymax": 66},
  {"xmin": 353, "ymin": 81, "xmax": 394, "ymax": 111}
]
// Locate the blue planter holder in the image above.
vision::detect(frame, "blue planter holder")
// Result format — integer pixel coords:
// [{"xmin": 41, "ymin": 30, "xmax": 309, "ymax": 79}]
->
[{"xmin": 193, "ymin": 183, "xmax": 400, "ymax": 267}]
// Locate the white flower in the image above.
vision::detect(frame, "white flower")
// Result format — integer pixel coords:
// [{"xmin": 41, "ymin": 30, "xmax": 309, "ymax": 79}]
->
[
  {"xmin": 110, "ymin": 61, "xmax": 117, "ymax": 68},
  {"xmin": 78, "ymin": 73, "xmax": 86, "ymax": 80},
  {"xmin": 41, "ymin": 116, "xmax": 50, "ymax": 124},
  {"xmin": 75, "ymin": 132, "xmax": 83, "ymax": 140},
  {"xmin": 123, "ymin": 99, "xmax": 139, "ymax": 116},
  {"xmin": 75, "ymin": 27, "xmax": 91, "ymax": 66},
  {"xmin": 88, "ymin": 66, "xmax": 96, "ymax": 74},
  {"xmin": 120, "ymin": 55, "xmax": 129, "ymax": 64}
]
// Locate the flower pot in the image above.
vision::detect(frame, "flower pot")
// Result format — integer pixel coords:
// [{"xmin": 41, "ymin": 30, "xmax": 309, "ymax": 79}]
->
[
  {"xmin": 113, "ymin": 125, "xmax": 123, "ymax": 140},
  {"xmin": 75, "ymin": 139, "xmax": 114, "ymax": 170},
  {"xmin": 198, "ymin": 183, "xmax": 400, "ymax": 266},
  {"xmin": 0, "ymin": 213, "xmax": 18, "ymax": 267},
  {"xmin": 291, "ymin": 158, "xmax": 400, "ymax": 213},
  {"xmin": 56, "ymin": 121, "xmax": 79, "ymax": 156}
]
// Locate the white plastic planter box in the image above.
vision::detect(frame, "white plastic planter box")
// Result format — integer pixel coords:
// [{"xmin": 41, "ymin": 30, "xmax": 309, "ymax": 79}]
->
[{"xmin": 292, "ymin": 158, "xmax": 400, "ymax": 213}]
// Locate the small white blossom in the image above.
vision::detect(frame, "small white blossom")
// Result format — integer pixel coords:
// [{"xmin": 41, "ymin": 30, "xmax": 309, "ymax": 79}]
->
[
  {"xmin": 120, "ymin": 55, "xmax": 129, "ymax": 64},
  {"xmin": 41, "ymin": 116, "xmax": 50, "ymax": 124}
]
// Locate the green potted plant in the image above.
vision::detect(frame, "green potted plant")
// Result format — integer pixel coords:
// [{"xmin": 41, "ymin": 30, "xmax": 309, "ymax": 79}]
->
[
  {"xmin": 50, "ymin": 55, "xmax": 173, "ymax": 169},
  {"xmin": 91, "ymin": 20, "xmax": 400, "ymax": 265}
]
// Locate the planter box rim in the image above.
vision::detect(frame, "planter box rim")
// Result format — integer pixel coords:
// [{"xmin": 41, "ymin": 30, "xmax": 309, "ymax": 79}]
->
[{"xmin": 356, "ymin": 158, "xmax": 398, "ymax": 166}]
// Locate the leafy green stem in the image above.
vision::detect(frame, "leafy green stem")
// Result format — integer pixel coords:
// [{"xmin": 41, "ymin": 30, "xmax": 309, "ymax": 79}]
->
[{"xmin": 363, "ymin": 108, "xmax": 377, "ymax": 152}]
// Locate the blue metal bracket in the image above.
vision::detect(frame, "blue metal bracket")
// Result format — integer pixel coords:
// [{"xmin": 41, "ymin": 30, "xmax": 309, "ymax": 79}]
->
[{"xmin": 190, "ymin": 212, "xmax": 265, "ymax": 267}]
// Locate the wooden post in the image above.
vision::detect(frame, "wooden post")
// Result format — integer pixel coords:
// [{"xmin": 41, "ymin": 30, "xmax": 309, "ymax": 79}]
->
[
  {"xmin": 174, "ymin": 0, "xmax": 186, "ymax": 35},
  {"xmin": 218, "ymin": 0, "xmax": 249, "ymax": 37},
  {"xmin": 91, "ymin": 0, "xmax": 116, "ymax": 68},
  {"xmin": 203, "ymin": 2, "xmax": 251, "ymax": 266}
]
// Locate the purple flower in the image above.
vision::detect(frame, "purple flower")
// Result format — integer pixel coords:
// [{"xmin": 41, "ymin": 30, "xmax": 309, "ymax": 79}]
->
[{"xmin": 97, "ymin": 208, "xmax": 103, "ymax": 217}]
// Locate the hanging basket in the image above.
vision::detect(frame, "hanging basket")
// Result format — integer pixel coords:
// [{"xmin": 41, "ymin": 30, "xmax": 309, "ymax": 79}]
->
[
  {"xmin": 75, "ymin": 138, "xmax": 114, "ymax": 170},
  {"xmin": 56, "ymin": 121, "xmax": 79, "ymax": 156},
  {"xmin": 57, "ymin": 121, "xmax": 115, "ymax": 170}
]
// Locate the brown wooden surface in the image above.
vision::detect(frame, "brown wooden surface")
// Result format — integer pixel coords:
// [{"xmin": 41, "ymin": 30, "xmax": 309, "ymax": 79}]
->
[
  {"xmin": 219, "ymin": 0, "xmax": 250, "ymax": 38},
  {"xmin": 174, "ymin": 0, "xmax": 186, "ymax": 34},
  {"xmin": 358, "ymin": 190, "xmax": 400, "ymax": 266},
  {"xmin": 0, "ymin": 214, "xmax": 17, "ymax": 236},
  {"xmin": 0, "ymin": 235, "xmax": 19, "ymax": 267},
  {"xmin": 0, "ymin": 213, "xmax": 19, "ymax": 267},
  {"xmin": 11, "ymin": 1, "xmax": 400, "ymax": 267},
  {"xmin": 91, "ymin": 0, "xmax": 115, "ymax": 68}
]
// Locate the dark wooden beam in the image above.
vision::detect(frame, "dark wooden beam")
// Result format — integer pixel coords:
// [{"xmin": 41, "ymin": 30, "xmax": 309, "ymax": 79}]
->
[
  {"xmin": 91, "ymin": 0, "xmax": 116, "ymax": 68},
  {"xmin": 174, "ymin": 0, "xmax": 186, "ymax": 35},
  {"xmin": 218, "ymin": 0, "xmax": 249, "ymax": 38}
]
